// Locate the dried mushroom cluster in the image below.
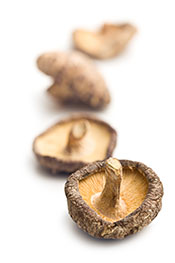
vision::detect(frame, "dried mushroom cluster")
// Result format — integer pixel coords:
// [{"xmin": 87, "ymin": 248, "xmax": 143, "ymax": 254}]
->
[
  {"xmin": 37, "ymin": 51, "xmax": 110, "ymax": 109},
  {"xmin": 73, "ymin": 23, "xmax": 137, "ymax": 59},
  {"xmin": 65, "ymin": 158, "xmax": 163, "ymax": 239},
  {"xmin": 33, "ymin": 21, "xmax": 163, "ymax": 241}
]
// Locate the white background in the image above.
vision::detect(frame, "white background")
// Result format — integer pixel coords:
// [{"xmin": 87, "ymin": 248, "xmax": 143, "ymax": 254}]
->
[{"xmin": 0, "ymin": 0, "xmax": 174, "ymax": 262}]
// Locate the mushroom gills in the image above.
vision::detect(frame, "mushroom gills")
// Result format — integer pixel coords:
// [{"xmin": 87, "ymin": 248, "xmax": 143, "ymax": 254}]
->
[
  {"xmin": 79, "ymin": 159, "xmax": 148, "ymax": 222},
  {"xmin": 34, "ymin": 119, "xmax": 111, "ymax": 162}
]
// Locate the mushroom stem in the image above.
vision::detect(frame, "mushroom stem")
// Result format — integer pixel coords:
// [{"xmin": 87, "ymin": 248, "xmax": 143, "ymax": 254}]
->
[
  {"xmin": 94, "ymin": 158, "xmax": 122, "ymax": 219},
  {"xmin": 66, "ymin": 120, "xmax": 89, "ymax": 153}
]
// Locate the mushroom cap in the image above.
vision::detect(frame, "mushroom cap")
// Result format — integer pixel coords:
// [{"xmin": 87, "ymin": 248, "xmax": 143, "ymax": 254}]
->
[
  {"xmin": 65, "ymin": 159, "xmax": 163, "ymax": 239},
  {"xmin": 73, "ymin": 23, "xmax": 137, "ymax": 59},
  {"xmin": 37, "ymin": 51, "xmax": 110, "ymax": 109},
  {"xmin": 33, "ymin": 115, "xmax": 117, "ymax": 174}
]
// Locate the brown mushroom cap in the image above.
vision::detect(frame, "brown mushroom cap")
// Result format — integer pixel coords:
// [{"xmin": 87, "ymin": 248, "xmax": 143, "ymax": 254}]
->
[
  {"xmin": 36, "ymin": 51, "xmax": 110, "ymax": 109},
  {"xmin": 73, "ymin": 23, "xmax": 137, "ymax": 59},
  {"xmin": 65, "ymin": 158, "xmax": 163, "ymax": 239},
  {"xmin": 33, "ymin": 115, "xmax": 117, "ymax": 174}
]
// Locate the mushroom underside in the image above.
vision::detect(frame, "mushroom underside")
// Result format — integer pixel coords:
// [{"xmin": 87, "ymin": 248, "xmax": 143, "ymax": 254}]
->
[
  {"xmin": 73, "ymin": 23, "xmax": 137, "ymax": 59},
  {"xmin": 79, "ymin": 167, "xmax": 148, "ymax": 222},
  {"xmin": 34, "ymin": 119, "xmax": 112, "ymax": 162}
]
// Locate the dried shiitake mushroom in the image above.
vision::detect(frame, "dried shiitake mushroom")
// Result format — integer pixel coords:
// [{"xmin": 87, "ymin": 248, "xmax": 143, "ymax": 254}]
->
[
  {"xmin": 37, "ymin": 51, "xmax": 110, "ymax": 109},
  {"xmin": 73, "ymin": 23, "xmax": 137, "ymax": 59},
  {"xmin": 65, "ymin": 157, "xmax": 163, "ymax": 239},
  {"xmin": 33, "ymin": 115, "xmax": 117, "ymax": 174}
]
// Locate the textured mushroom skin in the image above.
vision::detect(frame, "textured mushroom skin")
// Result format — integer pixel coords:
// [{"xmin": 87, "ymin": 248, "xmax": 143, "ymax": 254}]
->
[
  {"xmin": 33, "ymin": 115, "xmax": 117, "ymax": 174},
  {"xmin": 65, "ymin": 160, "xmax": 163, "ymax": 239},
  {"xmin": 37, "ymin": 51, "xmax": 110, "ymax": 109}
]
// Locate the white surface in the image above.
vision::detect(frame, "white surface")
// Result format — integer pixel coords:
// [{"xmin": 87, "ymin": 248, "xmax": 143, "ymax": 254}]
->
[{"xmin": 0, "ymin": 0, "xmax": 174, "ymax": 262}]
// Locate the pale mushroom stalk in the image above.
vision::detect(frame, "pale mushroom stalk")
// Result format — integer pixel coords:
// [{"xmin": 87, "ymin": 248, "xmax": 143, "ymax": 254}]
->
[
  {"xmin": 65, "ymin": 120, "xmax": 89, "ymax": 153},
  {"xmin": 94, "ymin": 158, "xmax": 123, "ymax": 220}
]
